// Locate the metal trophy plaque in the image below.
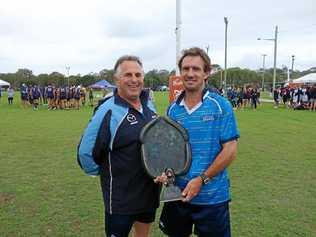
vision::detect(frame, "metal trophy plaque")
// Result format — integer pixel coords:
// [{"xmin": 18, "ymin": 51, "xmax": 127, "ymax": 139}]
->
[{"xmin": 140, "ymin": 116, "xmax": 191, "ymax": 202}]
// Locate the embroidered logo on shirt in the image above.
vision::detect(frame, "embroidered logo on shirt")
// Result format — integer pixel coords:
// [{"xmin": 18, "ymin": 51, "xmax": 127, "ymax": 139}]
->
[
  {"xmin": 127, "ymin": 114, "xmax": 138, "ymax": 125},
  {"xmin": 202, "ymin": 115, "xmax": 214, "ymax": 121}
]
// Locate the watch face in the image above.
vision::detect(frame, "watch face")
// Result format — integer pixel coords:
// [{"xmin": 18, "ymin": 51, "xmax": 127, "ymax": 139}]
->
[{"xmin": 200, "ymin": 174, "xmax": 210, "ymax": 185}]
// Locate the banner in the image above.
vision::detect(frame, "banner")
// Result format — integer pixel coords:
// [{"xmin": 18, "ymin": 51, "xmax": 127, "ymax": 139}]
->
[{"xmin": 168, "ymin": 76, "xmax": 184, "ymax": 103}]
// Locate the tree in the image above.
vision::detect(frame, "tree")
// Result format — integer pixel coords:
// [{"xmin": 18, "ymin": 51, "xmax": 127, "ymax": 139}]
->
[
  {"xmin": 99, "ymin": 69, "xmax": 115, "ymax": 84},
  {"xmin": 37, "ymin": 74, "xmax": 50, "ymax": 86},
  {"xmin": 48, "ymin": 72, "xmax": 65, "ymax": 86},
  {"xmin": 16, "ymin": 68, "xmax": 35, "ymax": 86},
  {"xmin": 1, "ymin": 65, "xmax": 314, "ymax": 90},
  {"xmin": 77, "ymin": 74, "xmax": 97, "ymax": 87}
]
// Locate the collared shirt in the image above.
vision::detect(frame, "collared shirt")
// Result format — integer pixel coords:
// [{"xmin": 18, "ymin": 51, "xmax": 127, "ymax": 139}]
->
[
  {"xmin": 167, "ymin": 88, "xmax": 240, "ymax": 205},
  {"xmin": 78, "ymin": 90, "xmax": 160, "ymax": 214}
]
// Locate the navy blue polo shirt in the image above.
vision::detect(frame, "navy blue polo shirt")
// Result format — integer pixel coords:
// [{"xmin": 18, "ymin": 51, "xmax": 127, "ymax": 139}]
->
[{"xmin": 78, "ymin": 90, "xmax": 160, "ymax": 214}]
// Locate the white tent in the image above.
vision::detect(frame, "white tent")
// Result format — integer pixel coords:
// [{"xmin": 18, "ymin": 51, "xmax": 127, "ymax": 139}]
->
[
  {"xmin": 292, "ymin": 73, "xmax": 316, "ymax": 84},
  {"xmin": 0, "ymin": 79, "xmax": 10, "ymax": 87}
]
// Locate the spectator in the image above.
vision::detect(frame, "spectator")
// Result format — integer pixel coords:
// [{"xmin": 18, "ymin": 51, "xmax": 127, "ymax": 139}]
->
[
  {"xmin": 251, "ymin": 88, "xmax": 258, "ymax": 109},
  {"xmin": 88, "ymin": 88, "xmax": 94, "ymax": 107},
  {"xmin": 310, "ymin": 85, "xmax": 316, "ymax": 111},
  {"xmin": 273, "ymin": 88, "xmax": 280, "ymax": 108},
  {"xmin": 7, "ymin": 86, "xmax": 14, "ymax": 105}
]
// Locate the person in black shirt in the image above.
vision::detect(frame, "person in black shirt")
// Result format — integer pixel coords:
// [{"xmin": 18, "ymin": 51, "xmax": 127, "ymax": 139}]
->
[
  {"xmin": 251, "ymin": 88, "xmax": 258, "ymax": 109},
  {"xmin": 88, "ymin": 88, "xmax": 94, "ymax": 107},
  {"xmin": 273, "ymin": 88, "xmax": 280, "ymax": 108}
]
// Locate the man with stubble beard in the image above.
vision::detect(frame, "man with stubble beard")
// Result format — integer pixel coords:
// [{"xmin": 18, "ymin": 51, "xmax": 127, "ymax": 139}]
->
[{"xmin": 158, "ymin": 47, "xmax": 240, "ymax": 237}]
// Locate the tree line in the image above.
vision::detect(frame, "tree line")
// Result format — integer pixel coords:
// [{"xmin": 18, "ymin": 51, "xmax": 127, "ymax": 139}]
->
[{"xmin": 0, "ymin": 66, "xmax": 313, "ymax": 90}]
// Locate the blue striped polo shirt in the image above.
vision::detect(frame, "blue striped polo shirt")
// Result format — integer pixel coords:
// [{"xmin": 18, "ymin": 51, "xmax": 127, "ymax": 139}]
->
[{"xmin": 167, "ymin": 89, "xmax": 240, "ymax": 205}]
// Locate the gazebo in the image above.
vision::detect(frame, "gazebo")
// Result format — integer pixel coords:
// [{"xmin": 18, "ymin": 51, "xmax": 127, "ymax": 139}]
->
[
  {"xmin": 0, "ymin": 79, "xmax": 10, "ymax": 87},
  {"xmin": 88, "ymin": 80, "xmax": 115, "ymax": 89}
]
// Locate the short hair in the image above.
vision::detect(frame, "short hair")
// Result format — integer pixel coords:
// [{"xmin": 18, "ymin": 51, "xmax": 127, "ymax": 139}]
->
[
  {"xmin": 178, "ymin": 47, "xmax": 211, "ymax": 73},
  {"xmin": 113, "ymin": 55, "xmax": 143, "ymax": 76}
]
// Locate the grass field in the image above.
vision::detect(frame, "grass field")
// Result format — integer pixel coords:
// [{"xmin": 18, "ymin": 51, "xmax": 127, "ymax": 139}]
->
[
  {"xmin": 260, "ymin": 91, "xmax": 273, "ymax": 100},
  {"xmin": 0, "ymin": 92, "xmax": 315, "ymax": 236}
]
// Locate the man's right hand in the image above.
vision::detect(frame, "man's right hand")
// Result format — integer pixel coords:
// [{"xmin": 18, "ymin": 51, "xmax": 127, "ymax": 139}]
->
[
  {"xmin": 154, "ymin": 172, "xmax": 168, "ymax": 185},
  {"xmin": 181, "ymin": 176, "xmax": 203, "ymax": 202}
]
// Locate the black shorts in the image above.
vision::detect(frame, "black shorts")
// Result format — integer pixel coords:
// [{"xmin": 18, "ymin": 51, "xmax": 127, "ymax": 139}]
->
[
  {"xmin": 159, "ymin": 201, "xmax": 231, "ymax": 237},
  {"xmin": 105, "ymin": 210, "xmax": 156, "ymax": 237}
]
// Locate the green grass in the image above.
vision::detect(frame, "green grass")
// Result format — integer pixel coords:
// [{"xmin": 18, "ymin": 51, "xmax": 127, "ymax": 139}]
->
[
  {"xmin": 0, "ymin": 92, "xmax": 315, "ymax": 236},
  {"xmin": 260, "ymin": 91, "xmax": 273, "ymax": 100}
]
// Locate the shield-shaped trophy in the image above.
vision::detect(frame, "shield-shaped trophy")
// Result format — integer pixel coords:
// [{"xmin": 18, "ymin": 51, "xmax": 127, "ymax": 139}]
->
[{"xmin": 140, "ymin": 116, "xmax": 191, "ymax": 202}]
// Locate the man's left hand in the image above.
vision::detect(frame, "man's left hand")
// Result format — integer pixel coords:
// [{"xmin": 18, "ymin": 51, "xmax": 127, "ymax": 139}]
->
[{"xmin": 181, "ymin": 177, "xmax": 202, "ymax": 202}]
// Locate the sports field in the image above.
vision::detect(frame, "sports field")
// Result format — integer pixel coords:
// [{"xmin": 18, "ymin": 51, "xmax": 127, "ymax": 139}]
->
[{"xmin": 0, "ymin": 92, "xmax": 315, "ymax": 236}]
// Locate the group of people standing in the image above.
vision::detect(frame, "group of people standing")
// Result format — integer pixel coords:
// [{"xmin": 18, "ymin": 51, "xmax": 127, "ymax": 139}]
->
[
  {"xmin": 273, "ymin": 86, "xmax": 316, "ymax": 111},
  {"xmin": 78, "ymin": 47, "xmax": 239, "ymax": 237},
  {"xmin": 227, "ymin": 87, "xmax": 261, "ymax": 110},
  {"xmin": 20, "ymin": 84, "xmax": 91, "ymax": 110}
]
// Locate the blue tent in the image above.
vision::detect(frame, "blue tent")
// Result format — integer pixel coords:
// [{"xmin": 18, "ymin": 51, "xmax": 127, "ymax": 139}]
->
[{"xmin": 89, "ymin": 80, "xmax": 115, "ymax": 89}]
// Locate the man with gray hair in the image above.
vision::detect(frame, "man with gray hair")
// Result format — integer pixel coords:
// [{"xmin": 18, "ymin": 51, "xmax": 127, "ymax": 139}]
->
[{"xmin": 77, "ymin": 55, "xmax": 160, "ymax": 237}]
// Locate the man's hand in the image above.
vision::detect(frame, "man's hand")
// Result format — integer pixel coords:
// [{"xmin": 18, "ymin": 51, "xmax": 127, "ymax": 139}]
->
[
  {"xmin": 182, "ymin": 177, "xmax": 203, "ymax": 202},
  {"xmin": 154, "ymin": 172, "xmax": 168, "ymax": 185}
]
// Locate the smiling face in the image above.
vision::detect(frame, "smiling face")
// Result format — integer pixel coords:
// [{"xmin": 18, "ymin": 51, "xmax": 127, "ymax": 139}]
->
[
  {"xmin": 115, "ymin": 60, "xmax": 144, "ymax": 103},
  {"xmin": 180, "ymin": 56, "xmax": 209, "ymax": 93}
]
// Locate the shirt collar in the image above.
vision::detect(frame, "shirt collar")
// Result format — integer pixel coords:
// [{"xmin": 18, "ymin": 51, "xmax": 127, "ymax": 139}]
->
[
  {"xmin": 114, "ymin": 89, "xmax": 149, "ymax": 109},
  {"xmin": 175, "ymin": 87, "xmax": 209, "ymax": 105}
]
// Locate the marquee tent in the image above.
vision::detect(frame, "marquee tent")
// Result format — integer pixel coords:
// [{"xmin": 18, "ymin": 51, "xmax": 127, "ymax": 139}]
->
[
  {"xmin": 292, "ymin": 73, "xmax": 316, "ymax": 84},
  {"xmin": 88, "ymin": 80, "xmax": 115, "ymax": 89},
  {"xmin": 0, "ymin": 79, "xmax": 10, "ymax": 87}
]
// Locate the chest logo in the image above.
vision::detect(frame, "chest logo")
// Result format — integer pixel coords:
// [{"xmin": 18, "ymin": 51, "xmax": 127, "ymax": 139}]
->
[
  {"xmin": 127, "ymin": 114, "xmax": 138, "ymax": 124},
  {"xmin": 202, "ymin": 115, "xmax": 214, "ymax": 121}
]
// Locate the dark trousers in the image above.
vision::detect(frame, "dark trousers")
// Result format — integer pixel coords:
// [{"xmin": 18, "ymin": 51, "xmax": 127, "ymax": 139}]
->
[{"xmin": 8, "ymin": 97, "xmax": 13, "ymax": 104}]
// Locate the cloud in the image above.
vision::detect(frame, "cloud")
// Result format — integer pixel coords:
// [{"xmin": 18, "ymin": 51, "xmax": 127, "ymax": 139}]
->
[{"xmin": 0, "ymin": 0, "xmax": 315, "ymax": 75}]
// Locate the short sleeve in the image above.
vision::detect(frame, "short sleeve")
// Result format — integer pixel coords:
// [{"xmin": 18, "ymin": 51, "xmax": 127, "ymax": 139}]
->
[{"xmin": 219, "ymin": 103, "xmax": 240, "ymax": 144}]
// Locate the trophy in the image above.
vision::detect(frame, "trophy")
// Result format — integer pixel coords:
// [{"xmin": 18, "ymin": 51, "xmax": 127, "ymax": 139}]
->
[{"xmin": 140, "ymin": 116, "xmax": 191, "ymax": 202}]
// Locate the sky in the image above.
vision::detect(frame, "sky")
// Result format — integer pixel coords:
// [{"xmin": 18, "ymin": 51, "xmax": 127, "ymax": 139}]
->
[{"xmin": 0, "ymin": 0, "xmax": 315, "ymax": 75}]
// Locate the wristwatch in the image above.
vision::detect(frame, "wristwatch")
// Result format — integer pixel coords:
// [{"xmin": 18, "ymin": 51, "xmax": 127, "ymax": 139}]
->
[{"xmin": 199, "ymin": 174, "xmax": 210, "ymax": 185}]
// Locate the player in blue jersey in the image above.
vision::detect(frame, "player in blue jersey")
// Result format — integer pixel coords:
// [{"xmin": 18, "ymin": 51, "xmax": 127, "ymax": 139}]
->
[
  {"xmin": 59, "ymin": 86, "xmax": 67, "ymax": 109},
  {"xmin": 20, "ymin": 83, "xmax": 29, "ymax": 108},
  {"xmin": 31, "ymin": 85, "xmax": 41, "ymax": 110},
  {"xmin": 158, "ymin": 47, "xmax": 240, "ymax": 237},
  {"xmin": 45, "ymin": 84, "xmax": 55, "ymax": 110},
  {"xmin": 77, "ymin": 55, "xmax": 160, "ymax": 237}
]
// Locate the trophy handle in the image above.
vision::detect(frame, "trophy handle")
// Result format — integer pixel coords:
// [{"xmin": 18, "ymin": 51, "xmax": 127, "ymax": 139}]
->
[{"xmin": 160, "ymin": 168, "xmax": 183, "ymax": 203}]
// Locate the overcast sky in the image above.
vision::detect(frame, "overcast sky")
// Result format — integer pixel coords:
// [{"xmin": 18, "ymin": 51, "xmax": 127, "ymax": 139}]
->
[{"xmin": 1, "ymin": 0, "xmax": 315, "ymax": 75}]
